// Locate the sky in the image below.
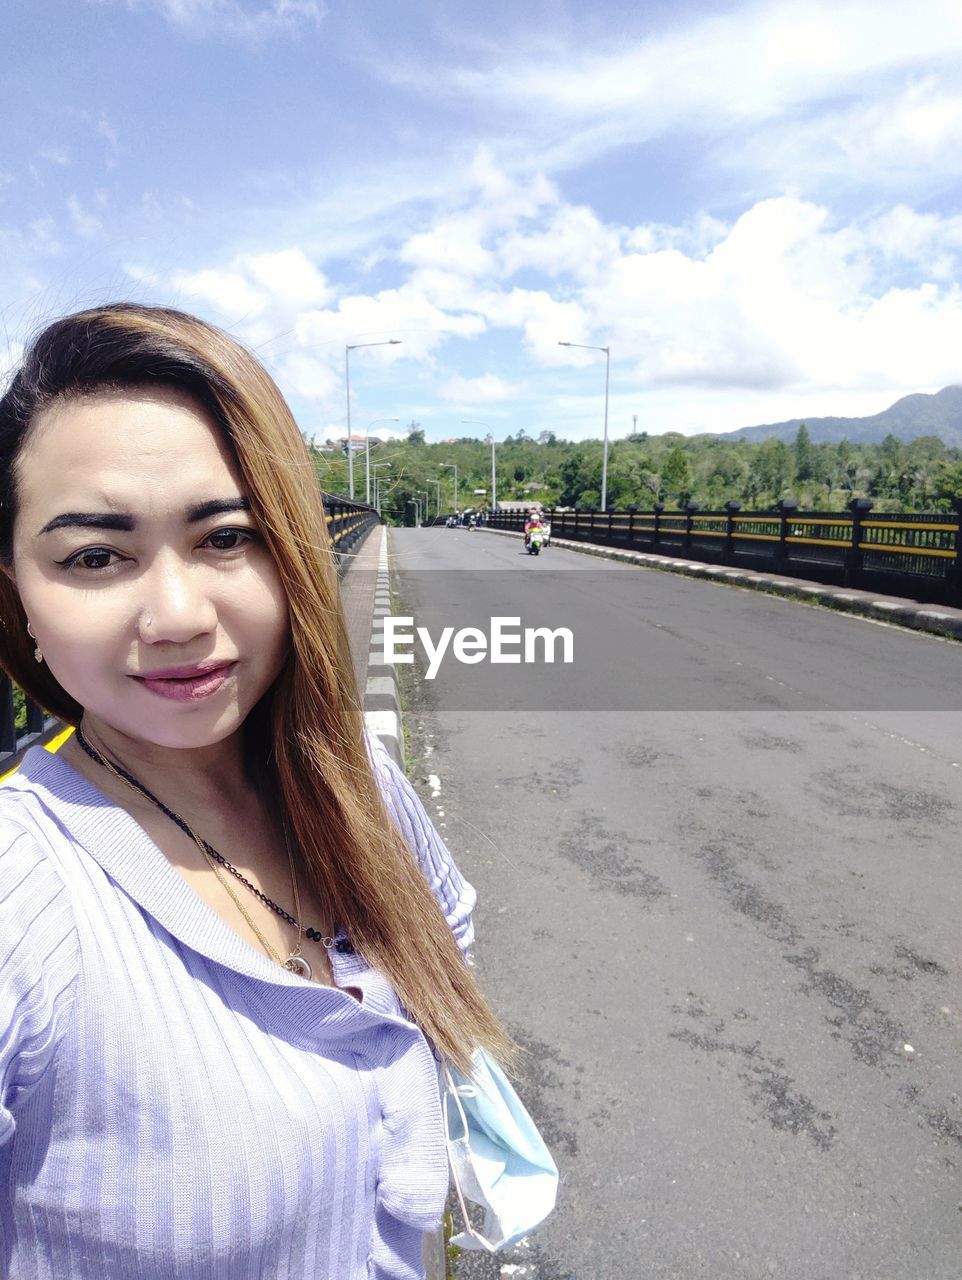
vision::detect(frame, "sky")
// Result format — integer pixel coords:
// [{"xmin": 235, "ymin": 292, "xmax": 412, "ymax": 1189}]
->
[{"xmin": 4, "ymin": 0, "xmax": 962, "ymax": 443}]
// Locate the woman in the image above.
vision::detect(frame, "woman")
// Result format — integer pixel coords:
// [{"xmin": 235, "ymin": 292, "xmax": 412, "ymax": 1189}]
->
[{"xmin": 0, "ymin": 304, "xmax": 512, "ymax": 1279}]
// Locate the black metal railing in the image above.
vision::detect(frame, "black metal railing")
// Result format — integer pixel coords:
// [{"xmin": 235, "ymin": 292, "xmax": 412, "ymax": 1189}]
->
[
  {"xmin": 489, "ymin": 498, "xmax": 962, "ymax": 606},
  {"xmin": 1, "ymin": 493, "xmax": 380, "ymax": 774}
]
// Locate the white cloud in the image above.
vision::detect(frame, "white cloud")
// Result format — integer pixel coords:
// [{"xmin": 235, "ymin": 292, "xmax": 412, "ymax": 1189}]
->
[
  {"xmin": 108, "ymin": 0, "xmax": 325, "ymax": 38},
  {"xmin": 39, "ymin": 147, "xmax": 70, "ymax": 166},
  {"xmin": 380, "ymin": 1, "xmax": 962, "ymax": 201},
  {"xmin": 175, "ymin": 267, "xmax": 266, "ymax": 317},
  {"xmin": 273, "ymin": 351, "xmax": 339, "ymax": 402},
  {"xmin": 96, "ymin": 113, "xmax": 121, "ymax": 167},
  {"xmin": 245, "ymin": 249, "xmax": 333, "ymax": 309},
  {"xmin": 438, "ymin": 373, "xmax": 519, "ymax": 404},
  {"xmin": 173, "ymin": 248, "xmax": 332, "ymax": 320},
  {"xmin": 499, "ymin": 204, "xmax": 622, "ymax": 282},
  {"xmin": 66, "ymin": 195, "xmax": 103, "ymax": 239},
  {"xmin": 400, "ymin": 222, "xmax": 494, "ymax": 277},
  {"xmin": 151, "ymin": 158, "xmax": 962, "ymax": 434}
]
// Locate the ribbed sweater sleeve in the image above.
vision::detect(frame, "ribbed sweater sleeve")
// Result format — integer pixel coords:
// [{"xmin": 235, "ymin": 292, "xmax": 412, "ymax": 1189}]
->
[
  {"xmin": 368, "ymin": 735, "xmax": 477, "ymax": 960},
  {"xmin": 0, "ymin": 818, "xmax": 80, "ymax": 1145}
]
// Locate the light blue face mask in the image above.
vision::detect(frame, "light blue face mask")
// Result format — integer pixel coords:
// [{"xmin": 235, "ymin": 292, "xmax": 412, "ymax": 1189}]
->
[{"xmin": 442, "ymin": 1048, "xmax": 559, "ymax": 1253}]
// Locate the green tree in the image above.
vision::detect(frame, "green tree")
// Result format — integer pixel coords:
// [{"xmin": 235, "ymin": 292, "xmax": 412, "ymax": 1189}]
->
[
  {"xmin": 406, "ymin": 421, "xmax": 425, "ymax": 446},
  {"xmin": 661, "ymin": 447, "xmax": 692, "ymax": 504},
  {"xmin": 793, "ymin": 423, "xmax": 816, "ymax": 481}
]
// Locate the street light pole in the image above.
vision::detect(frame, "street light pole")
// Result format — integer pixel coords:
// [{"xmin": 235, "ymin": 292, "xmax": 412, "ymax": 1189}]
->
[
  {"xmin": 432, "ymin": 479, "xmax": 441, "ymax": 519},
  {"xmin": 558, "ymin": 340, "xmax": 611, "ymax": 513},
  {"xmin": 373, "ymin": 461, "xmax": 392, "ymax": 515},
  {"xmin": 365, "ymin": 417, "xmax": 399, "ymax": 505},
  {"xmin": 461, "ymin": 419, "xmax": 496, "ymax": 513},
  {"xmin": 344, "ymin": 340, "xmax": 402, "ymax": 500},
  {"xmin": 439, "ymin": 462, "xmax": 458, "ymax": 513}
]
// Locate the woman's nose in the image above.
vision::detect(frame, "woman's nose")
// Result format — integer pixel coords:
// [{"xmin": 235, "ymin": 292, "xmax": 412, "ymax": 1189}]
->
[{"xmin": 137, "ymin": 556, "xmax": 218, "ymax": 645}]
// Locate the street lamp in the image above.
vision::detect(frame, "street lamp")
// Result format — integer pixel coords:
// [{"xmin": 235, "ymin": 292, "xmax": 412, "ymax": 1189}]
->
[
  {"xmin": 418, "ymin": 490, "xmax": 430, "ymax": 523},
  {"xmin": 432, "ymin": 478, "xmax": 441, "ymax": 519},
  {"xmin": 372, "ymin": 461, "xmax": 392, "ymax": 516},
  {"xmin": 461, "ymin": 419, "xmax": 496, "ymax": 513},
  {"xmin": 365, "ymin": 416, "xmax": 399, "ymax": 505},
  {"xmin": 558, "ymin": 340, "xmax": 611, "ymax": 512},
  {"xmin": 439, "ymin": 461, "xmax": 458, "ymax": 513},
  {"xmin": 345, "ymin": 340, "xmax": 402, "ymax": 499}
]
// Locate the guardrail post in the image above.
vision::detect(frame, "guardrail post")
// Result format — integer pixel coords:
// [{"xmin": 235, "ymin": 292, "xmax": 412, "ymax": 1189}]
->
[
  {"xmin": 627, "ymin": 505, "xmax": 637, "ymax": 546},
  {"xmin": 0, "ymin": 677, "xmax": 15, "ymax": 756},
  {"xmin": 844, "ymin": 497, "xmax": 873, "ymax": 588},
  {"xmin": 589, "ymin": 508, "xmax": 596, "ymax": 539},
  {"xmin": 607, "ymin": 508, "xmax": 614, "ymax": 541},
  {"xmin": 949, "ymin": 497, "xmax": 962, "ymax": 606},
  {"xmin": 653, "ymin": 502, "xmax": 664, "ymax": 546},
  {"xmin": 684, "ymin": 502, "xmax": 699, "ymax": 550},
  {"xmin": 724, "ymin": 500, "xmax": 741, "ymax": 561},
  {"xmin": 775, "ymin": 497, "xmax": 798, "ymax": 570}
]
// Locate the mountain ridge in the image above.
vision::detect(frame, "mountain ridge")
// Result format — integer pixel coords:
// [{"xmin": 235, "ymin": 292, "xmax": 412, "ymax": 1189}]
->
[{"xmin": 718, "ymin": 386, "xmax": 962, "ymax": 447}]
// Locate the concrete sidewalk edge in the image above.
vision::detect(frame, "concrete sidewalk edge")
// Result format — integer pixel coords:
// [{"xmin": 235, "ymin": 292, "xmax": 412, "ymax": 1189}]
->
[
  {"xmin": 360, "ymin": 528, "xmax": 405, "ymax": 769},
  {"xmin": 346, "ymin": 529, "xmax": 446, "ymax": 1277},
  {"xmin": 479, "ymin": 525, "xmax": 962, "ymax": 643}
]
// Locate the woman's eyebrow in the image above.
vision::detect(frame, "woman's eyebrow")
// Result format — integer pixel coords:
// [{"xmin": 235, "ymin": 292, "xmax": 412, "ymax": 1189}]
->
[{"xmin": 37, "ymin": 498, "xmax": 251, "ymax": 536}]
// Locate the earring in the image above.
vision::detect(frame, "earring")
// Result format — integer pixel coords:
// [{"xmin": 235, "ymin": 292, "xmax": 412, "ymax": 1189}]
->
[{"xmin": 25, "ymin": 621, "xmax": 42, "ymax": 664}]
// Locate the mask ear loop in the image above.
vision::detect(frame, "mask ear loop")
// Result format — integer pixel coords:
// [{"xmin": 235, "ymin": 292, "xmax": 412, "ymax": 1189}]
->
[{"xmin": 442, "ymin": 1065, "xmax": 499, "ymax": 1254}]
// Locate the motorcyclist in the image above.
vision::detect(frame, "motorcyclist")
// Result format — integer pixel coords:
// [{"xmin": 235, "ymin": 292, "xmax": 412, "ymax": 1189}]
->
[{"xmin": 524, "ymin": 507, "xmax": 543, "ymax": 548}]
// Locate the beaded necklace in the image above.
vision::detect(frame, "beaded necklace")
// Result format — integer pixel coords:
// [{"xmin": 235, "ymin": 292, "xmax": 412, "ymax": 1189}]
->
[{"xmin": 74, "ymin": 725, "xmax": 333, "ymax": 979}]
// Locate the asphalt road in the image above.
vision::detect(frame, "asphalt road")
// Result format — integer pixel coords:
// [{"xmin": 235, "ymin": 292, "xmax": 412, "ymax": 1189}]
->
[{"xmin": 391, "ymin": 526, "xmax": 962, "ymax": 1280}]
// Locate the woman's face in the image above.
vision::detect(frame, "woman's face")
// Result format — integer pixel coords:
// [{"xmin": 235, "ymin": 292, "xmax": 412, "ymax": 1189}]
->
[{"xmin": 10, "ymin": 386, "xmax": 290, "ymax": 751}]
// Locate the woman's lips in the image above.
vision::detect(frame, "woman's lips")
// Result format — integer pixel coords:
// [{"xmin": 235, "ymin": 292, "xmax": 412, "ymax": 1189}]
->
[{"xmin": 133, "ymin": 663, "xmax": 236, "ymax": 702}]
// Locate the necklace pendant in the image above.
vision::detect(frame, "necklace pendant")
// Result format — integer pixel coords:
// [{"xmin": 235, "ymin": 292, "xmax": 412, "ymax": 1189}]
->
[{"xmin": 285, "ymin": 953, "xmax": 313, "ymax": 980}]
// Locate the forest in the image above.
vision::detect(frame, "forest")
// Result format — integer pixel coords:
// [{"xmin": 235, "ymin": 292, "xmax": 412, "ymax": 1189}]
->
[{"xmin": 310, "ymin": 423, "xmax": 962, "ymax": 526}]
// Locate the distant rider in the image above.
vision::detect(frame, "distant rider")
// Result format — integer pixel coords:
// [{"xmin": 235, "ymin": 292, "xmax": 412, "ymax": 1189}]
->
[{"xmin": 524, "ymin": 508, "xmax": 542, "ymax": 548}]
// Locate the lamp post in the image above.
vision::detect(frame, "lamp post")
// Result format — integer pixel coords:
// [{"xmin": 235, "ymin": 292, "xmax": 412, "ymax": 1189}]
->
[
  {"xmin": 345, "ymin": 340, "xmax": 402, "ymax": 499},
  {"xmin": 418, "ymin": 490, "xmax": 430, "ymax": 523},
  {"xmin": 439, "ymin": 462, "xmax": 458, "ymax": 514},
  {"xmin": 432, "ymin": 478, "xmax": 441, "ymax": 519},
  {"xmin": 373, "ymin": 462, "xmax": 392, "ymax": 516},
  {"xmin": 461, "ymin": 419, "xmax": 496, "ymax": 513},
  {"xmin": 365, "ymin": 417, "xmax": 399, "ymax": 505},
  {"xmin": 558, "ymin": 340, "xmax": 610, "ymax": 512}
]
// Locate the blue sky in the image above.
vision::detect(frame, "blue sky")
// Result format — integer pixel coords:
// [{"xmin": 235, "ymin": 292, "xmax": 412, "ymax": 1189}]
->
[{"xmin": 5, "ymin": 0, "xmax": 962, "ymax": 442}]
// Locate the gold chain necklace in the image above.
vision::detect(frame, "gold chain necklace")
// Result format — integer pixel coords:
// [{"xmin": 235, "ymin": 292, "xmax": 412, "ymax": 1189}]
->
[{"xmin": 75, "ymin": 725, "xmax": 322, "ymax": 979}]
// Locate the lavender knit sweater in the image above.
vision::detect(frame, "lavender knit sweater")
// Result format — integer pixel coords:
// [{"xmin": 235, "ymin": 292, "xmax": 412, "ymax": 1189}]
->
[{"xmin": 0, "ymin": 734, "xmax": 475, "ymax": 1279}]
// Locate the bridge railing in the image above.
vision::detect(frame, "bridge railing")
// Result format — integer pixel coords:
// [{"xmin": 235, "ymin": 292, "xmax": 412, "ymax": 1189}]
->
[
  {"xmin": 489, "ymin": 498, "xmax": 962, "ymax": 607},
  {"xmin": 1, "ymin": 493, "xmax": 380, "ymax": 773}
]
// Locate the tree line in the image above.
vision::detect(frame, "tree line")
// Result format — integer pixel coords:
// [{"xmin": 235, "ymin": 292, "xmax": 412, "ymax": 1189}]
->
[{"xmin": 309, "ymin": 422, "xmax": 962, "ymax": 525}]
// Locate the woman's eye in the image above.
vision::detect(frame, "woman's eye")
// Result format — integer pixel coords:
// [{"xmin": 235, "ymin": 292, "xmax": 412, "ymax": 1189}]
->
[
  {"xmin": 60, "ymin": 547, "xmax": 120, "ymax": 571},
  {"xmin": 204, "ymin": 527, "xmax": 255, "ymax": 552}
]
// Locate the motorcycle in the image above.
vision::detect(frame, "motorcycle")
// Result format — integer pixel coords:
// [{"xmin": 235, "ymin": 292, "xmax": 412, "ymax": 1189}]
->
[{"xmin": 527, "ymin": 526, "xmax": 544, "ymax": 556}]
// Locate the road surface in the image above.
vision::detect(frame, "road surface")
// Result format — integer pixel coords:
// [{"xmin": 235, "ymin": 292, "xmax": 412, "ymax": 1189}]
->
[{"xmin": 389, "ymin": 526, "xmax": 961, "ymax": 1280}]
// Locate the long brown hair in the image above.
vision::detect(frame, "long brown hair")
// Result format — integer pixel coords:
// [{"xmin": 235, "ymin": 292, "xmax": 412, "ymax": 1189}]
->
[{"xmin": 0, "ymin": 303, "xmax": 513, "ymax": 1072}]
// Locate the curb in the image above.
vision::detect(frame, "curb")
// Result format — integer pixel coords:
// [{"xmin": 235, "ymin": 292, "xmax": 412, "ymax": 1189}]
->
[
  {"xmin": 479, "ymin": 526, "xmax": 962, "ymax": 643},
  {"xmin": 355, "ymin": 532, "xmax": 446, "ymax": 1277},
  {"xmin": 362, "ymin": 529, "xmax": 405, "ymax": 768}
]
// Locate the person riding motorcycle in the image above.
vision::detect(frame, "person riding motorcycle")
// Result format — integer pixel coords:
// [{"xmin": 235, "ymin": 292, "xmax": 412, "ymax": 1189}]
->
[{"xmin": 524, "ymin": 508, "xmax": 543, "ymax": 549}]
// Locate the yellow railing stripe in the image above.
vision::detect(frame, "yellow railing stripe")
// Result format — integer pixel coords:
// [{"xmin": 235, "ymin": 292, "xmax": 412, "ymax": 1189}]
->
[
  {"xmin": 0, "ymin": 725, "xmax": 73, "ymax": 781},
  {"xmin": 861, "ymin": 521, "xmax": 956, "ymax": 533},
  {"xmin": 857, "ymin": 542, "xmax": 955, "ymax": 558},
  {"xmin": 784, "ymin": 535, "xmax": 848, "ymax": 548}
]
